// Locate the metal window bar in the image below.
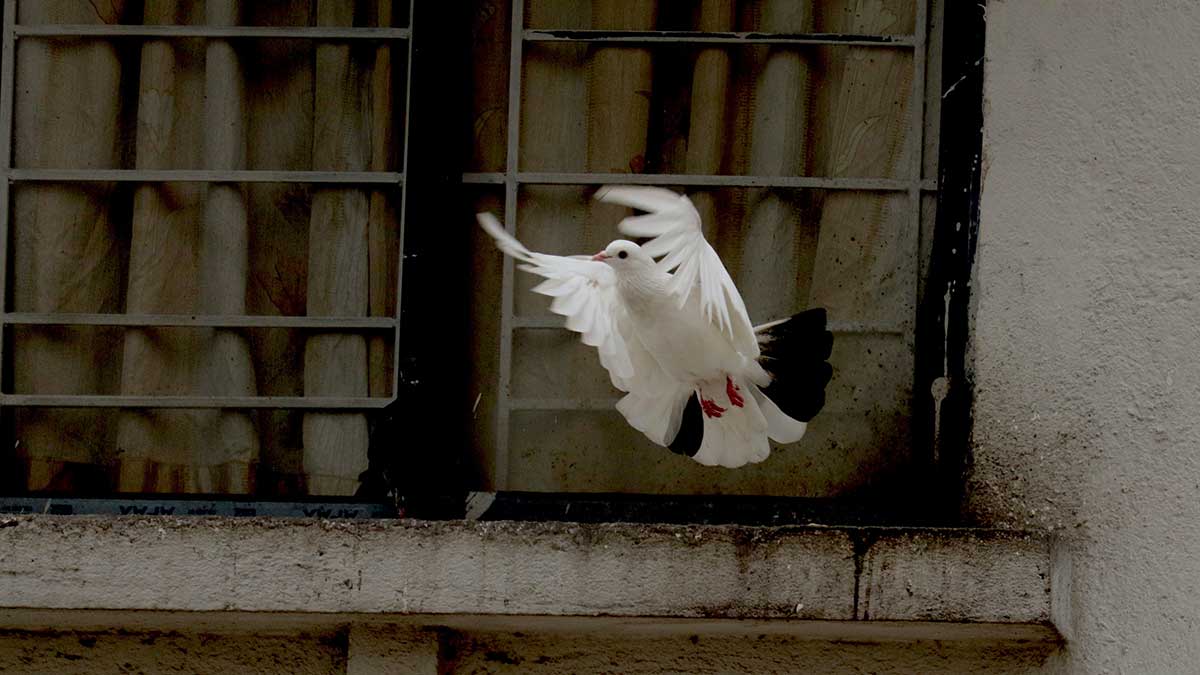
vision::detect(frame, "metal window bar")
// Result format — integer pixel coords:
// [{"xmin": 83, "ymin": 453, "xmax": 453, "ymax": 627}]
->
[
  {"xmin": 0, "ymin": 0, "xmax": 417, "ymax": 413},
  {"xmin": 9, "ymin": 169, "xmax": 404, "ymax": 184},
  {"xmin": 523, "ymin": 29, "xmax": 915, "ymax": 48},
  {"xmin": 906, "ymin": 0, "xmax": 931, "ymax": 346},
  {"xmin": 15, "ymin": 25, "xmax": 409, "ymax": 40},
  {"xmin": 0, "ymin": 0, "xmax": 16, "ymax": 396},
  {"xmin": 494, "ymin": 0, "xmax": 525, "ymax": 491},
  {"xmin": 463, "ymin": 171, "xmax": 936, "ymax": 192},
  {"xmin": 490, "ymin": 1, "xmax": 939, "ymax": 488}
]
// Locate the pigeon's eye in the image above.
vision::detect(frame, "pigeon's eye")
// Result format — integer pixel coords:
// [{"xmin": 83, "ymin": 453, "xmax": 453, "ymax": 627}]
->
[{"xmin": 617, "ymin": 250, "xmax": 628, "ymax": 259}]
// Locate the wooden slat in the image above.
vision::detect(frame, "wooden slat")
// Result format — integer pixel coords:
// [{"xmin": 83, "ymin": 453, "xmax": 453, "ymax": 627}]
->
[
  {"xmin": 367, "ymin": 0, "xmax": 394, "ymax": 399},
  {"xmin": 685, "ymin": 0, "xmax": 734, "ymax": 239},
  {"xmin": 303, "ymin": 0, "xmax": 373, "ymax": 496},
  {"xmin": 116, "ymin": 0, "xmax": 210, "ymax": 493},
  {"xmin": 11, "ymin": 0, "xmax": 129, "ymax": 490},
  {"xmin": 730, "ymin": 1, "xmax": 816, "ymax": 322},
  {"xmin": 196, "ymin": 0, "xmax": 260, "ymax": 494}
]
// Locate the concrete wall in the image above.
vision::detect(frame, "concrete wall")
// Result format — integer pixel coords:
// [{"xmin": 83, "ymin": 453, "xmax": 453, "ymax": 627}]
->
[{"xmin": 968, "ymin": 0, "xmax": 1200, "ymax": 672}]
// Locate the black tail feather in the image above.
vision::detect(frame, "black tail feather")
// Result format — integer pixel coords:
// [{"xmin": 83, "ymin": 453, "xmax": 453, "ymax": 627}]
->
[
  {"xmin": 668, "ymin": 394, "xmax": 704, "ymax": 458},
  {"xmin": 757, "ymin": 308, "xmax": 834, "ymax": 423}
]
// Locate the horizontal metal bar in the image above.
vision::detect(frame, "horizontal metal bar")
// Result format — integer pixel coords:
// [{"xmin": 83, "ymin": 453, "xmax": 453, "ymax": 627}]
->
[
  {"xmin": 0, "ymin": 394, "xmax": 392, "ymax": 409},
  {"xmin": 513, "ymin": 315, "xmax": 905, "ymax": 335},
  {"xmin": 0, "ymin": 497, "xmax": 394, "ymax": 518},
  {"xmin": 15, "ymin": 24, "xmax": 409, "ymax": 41},
  {"xmin": 7, "ymin": 169, "xmax": 404, "ymax": 184},
  {"xmin": 509, "ymin": 397, "xmax": 620, "ymax": 411},
  {"xmin": 2, "ymin": 312, "xmax": 396, "ymax": 329},
  {"xmin": 524, "ymin": 29, "xmax": 913, "ymax": 48},
  {"xmin": 464, "ymin": 171, "xmax": 921, "ymax": 191}
]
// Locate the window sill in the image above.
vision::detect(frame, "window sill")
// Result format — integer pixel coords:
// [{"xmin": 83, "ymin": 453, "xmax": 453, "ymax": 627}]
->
[{"xmin": 0, "ymin": 516, "xmax": 1063, "ymax": 642}]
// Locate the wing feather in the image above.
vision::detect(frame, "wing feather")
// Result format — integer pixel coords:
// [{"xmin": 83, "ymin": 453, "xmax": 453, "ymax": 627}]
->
[
  {"xmin": 478, "ymin": 212, "xmax": 639, "ymax": 385},
  {"xmin": 598, "ymin": 186, "xmax": 758, "ymax": 358}
]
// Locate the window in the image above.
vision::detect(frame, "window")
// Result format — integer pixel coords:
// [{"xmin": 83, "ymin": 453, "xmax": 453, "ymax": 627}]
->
[
  {"xmin": 1, "ymin": 0, "xmax": 981, "ymax": 523},
  {"xmin": 458, "ymin": 0, "xmax": 954, "ymax": 510},
  {"xmin": 0, "ymin": 1, "xmax": 411, "ymax": 505}
]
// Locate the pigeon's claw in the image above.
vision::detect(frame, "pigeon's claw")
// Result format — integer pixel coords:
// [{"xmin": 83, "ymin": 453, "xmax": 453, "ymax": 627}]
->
[
  {"xmin": 726, "ymin": 376, "xmax": 745, "ymax": 408},
  {"xmin": 700, "ymin": 396, "xmax": 726, "ymax": 418}
]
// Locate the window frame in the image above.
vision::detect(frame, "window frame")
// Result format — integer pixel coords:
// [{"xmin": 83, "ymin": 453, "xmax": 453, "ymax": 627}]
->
[
  {"xmin": 0, "ymin": 0, "xmax": 417, "ymax": 506},
  {"xmin": 388, "ymin": 0, "xmax": 987, "ymax": 526},
  {"xmin": 0, "ymin": 0, "xmax": 986, "ymax": 525}
]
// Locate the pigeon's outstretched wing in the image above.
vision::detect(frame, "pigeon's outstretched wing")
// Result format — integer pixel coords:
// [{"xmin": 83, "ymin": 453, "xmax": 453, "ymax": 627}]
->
[
  {"xmin": 479, "ymin": 212, "xmax": 691, "ymax": 445},
  {"xmin": 596, "ymin": 185, "xmax": 758, "ymax": 359},
  {"xmin": 476, "ymin": 212, "xmax": 639, "ymax": 387}
]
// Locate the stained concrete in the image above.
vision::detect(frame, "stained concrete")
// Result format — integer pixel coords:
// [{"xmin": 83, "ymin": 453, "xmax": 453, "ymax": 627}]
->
[
  {"xmin": 0, "ymin": 517, "xmax": 1051, "ymax": 625},
  {"xmin": 968, "ymin": 0, "xmax": 1200, "ymax": 671}
]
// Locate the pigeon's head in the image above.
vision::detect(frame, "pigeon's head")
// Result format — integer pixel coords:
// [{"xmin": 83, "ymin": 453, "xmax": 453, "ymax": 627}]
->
[{"xmin": 592, "ymin": 240, "xmax": 653, "ymax": 271}]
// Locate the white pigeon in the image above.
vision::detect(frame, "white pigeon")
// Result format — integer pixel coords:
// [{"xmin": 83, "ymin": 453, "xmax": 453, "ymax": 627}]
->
[{"xmin": 477, "ymin": 186, "xmax": 832, "ymax": 468}]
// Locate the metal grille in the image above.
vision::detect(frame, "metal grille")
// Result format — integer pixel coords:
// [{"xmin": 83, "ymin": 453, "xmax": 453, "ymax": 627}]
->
[
  {"xmin": 0, "ymin": 0, "xmax": 416, "ymax": 411},
  {"xmin": 478, "ymin": 1, "xmax": 934, "ymax": 490}
]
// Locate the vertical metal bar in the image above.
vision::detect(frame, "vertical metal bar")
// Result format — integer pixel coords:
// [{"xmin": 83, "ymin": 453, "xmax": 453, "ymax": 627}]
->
[
  {"xmin": 0, "ymin": 0, "xmax": 17, "ymax": 395},
  {"xmin": 907, "ymin": 0, "xmax": 929, "ymax": 337},
  {"xmin": 495, "ymin": 0, "xmax": 524, "ymax": 491},
  {"xmin": 391, "ymin": 0, "xmax": 417, "ymax": 403}
]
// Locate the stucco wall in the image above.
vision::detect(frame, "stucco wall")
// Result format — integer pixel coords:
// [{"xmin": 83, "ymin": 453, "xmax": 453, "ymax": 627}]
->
[{"xmin": 969, "ymin": 0, "xmax": 1200, "ymax": 672}]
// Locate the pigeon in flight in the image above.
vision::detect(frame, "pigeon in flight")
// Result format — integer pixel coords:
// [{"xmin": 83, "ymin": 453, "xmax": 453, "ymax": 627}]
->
[{"xmin": 478, "ymin": 186, "xmax": 832, "ymax": 468}]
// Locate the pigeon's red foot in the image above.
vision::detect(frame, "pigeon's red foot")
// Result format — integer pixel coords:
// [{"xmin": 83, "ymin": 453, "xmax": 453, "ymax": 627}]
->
[
  {"xmin": 700, "ymin": 397, "xmax": 726, "ymax": 418},
  {"xmin": 726, "ymin": 376, "xmax": 745, "ymax": 408}
]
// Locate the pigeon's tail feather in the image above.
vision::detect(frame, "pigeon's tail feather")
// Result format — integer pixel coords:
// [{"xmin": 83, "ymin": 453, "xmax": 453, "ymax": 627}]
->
[
  {"xmin": 616, "ymin": 387, "xmax": 691, "ymax": 447},
  {"xmin": 752, "ymin": 308, "xmax": 833, "ymax": 442},
  {"xmin": 628, "ymin": 379, "xmax": 770, "ymax": 468},
  {"xmin": 690, "ymin": 377, "xmax": 770, "ymax": 468}
]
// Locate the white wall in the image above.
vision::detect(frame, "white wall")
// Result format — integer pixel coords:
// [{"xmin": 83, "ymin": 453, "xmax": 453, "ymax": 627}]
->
[{"xmin": 971, "ymin": 0, "xmax": 1200, "ymax": 671}]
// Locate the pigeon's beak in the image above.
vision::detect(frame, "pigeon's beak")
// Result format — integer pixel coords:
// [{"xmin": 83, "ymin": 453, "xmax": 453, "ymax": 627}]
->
[{"xmin": 591, "ymin": 251, "xmax": 610, "ymax": 262}]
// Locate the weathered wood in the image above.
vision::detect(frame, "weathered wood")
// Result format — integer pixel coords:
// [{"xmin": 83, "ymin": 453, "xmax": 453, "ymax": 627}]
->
[
  {"xmin": 367, "ymin": 0, "xmax": 394, "ymax": 400},
  {"xmin": 586, "ymin": 0, "xmax": 657, "ymax": 176},
  {"xmin": 809, "ymin": 0, "xmax": 916, "ymax": 328},
  {"xmin": 303, "ymin": 0, "xmax": 372, "ymax": 496},
  {"xmin": 11, "ymin": 0, "xmax": 129, "ymax": 490},
  {"xmin": 116, "ymin": 0, "xmax": 206, "ymax": 493},
  {"xmin": 730, "ymin": 1, "xmax": 815, "ymax": 324},
  {"xmin": 685, "ymin": 0, "xmax": 735, "ymax": 240},
  {"xmin": 197, "ymin": 0, "xmax": 259, "ymax": 494},
  {"xmin": 243, "ymin": 0, "xmax": 315, "ymax": 496}
]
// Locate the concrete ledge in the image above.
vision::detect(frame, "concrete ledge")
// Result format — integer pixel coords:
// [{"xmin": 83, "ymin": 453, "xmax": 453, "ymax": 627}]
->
[{"xmin": 0, "ymin": 516, "xmax": 1057, "ymax": 632}]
